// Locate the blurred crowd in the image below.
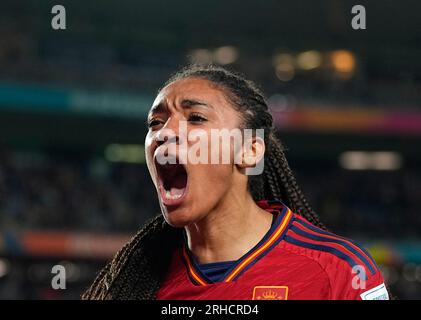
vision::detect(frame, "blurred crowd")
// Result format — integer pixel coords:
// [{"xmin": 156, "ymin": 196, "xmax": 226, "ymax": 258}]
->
[
  {"xmin": 1, "ymin": 149, "xmax": 421, "ymax": 299},
  {"xmin": 0, "ymin": 150, "xmax": 159, "ymax": 232},
  {"xmin": 0, "ymin": 149, "xmax": 420, "ymax": 239},
  {"xmin": 1, "ymin": 0, "xmax": 420, "ymax": 300},
  {"xmin": 298, "ymin": 168, "xmax": 421, "ymax": 239}
]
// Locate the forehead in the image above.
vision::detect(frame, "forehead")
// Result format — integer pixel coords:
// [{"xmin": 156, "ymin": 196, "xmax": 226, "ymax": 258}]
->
[{"xmin": 153, "ymin": 77, "xmax": 229, "ymax": 106}]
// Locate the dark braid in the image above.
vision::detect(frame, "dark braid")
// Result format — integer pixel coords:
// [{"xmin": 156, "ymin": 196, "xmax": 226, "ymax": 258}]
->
[
  {"xmin": 82, "ymin": 215, "xmax": 182, "ymax": 300},
  {"xmin": 165, "ymin": 64, "xmax": 325, "ymax": 229},
  {"xmin": 82, "ymin": 64, "xmax": 326, "ymax": 300}
]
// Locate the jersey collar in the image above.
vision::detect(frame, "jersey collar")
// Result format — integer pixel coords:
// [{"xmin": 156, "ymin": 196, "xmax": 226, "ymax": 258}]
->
[{"xmin": 182, "ymin": 200, "xmax": 294, "ymax": 286}]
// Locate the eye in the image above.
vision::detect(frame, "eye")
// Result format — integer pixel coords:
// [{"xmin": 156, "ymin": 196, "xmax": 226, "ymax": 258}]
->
[
  {"xmin": 147, "ymin": 118, "xmax": 163, "ymax": 128},
  {"xmin": 188, "ymin": 113, "xmax": 208, "ymax": 124}
]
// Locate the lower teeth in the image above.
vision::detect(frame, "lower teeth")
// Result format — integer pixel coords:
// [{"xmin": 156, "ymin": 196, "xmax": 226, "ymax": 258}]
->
[{"xmin": 165, "ymin": 189, "xmax": 182, "ymax": 200}]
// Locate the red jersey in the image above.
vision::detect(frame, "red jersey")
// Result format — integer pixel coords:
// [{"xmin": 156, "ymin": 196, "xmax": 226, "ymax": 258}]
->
[{"xmin": 157, "ymin": 200, "xmax": 389, "ymax": 300}]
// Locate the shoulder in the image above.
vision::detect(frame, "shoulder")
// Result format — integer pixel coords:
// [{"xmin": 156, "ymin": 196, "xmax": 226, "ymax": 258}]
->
[
  {"xmin": 281, "ymin": 213, "xmax": 389, "ymax": 300},
  {"xmin": 285, "ymin": 214, "xmax": 379, "ymax": 278}
]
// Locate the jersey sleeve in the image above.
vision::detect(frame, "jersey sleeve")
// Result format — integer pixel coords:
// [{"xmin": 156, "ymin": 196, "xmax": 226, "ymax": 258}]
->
[{"xmin": 326, "ymin": 253, "xmax": 389, "ymax": 300}]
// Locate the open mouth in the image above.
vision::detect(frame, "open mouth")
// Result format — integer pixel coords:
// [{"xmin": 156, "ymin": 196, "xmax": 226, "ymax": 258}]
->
[{"xmin": 155, "ymin": 158, "xmax": 188, "ymax": 207}]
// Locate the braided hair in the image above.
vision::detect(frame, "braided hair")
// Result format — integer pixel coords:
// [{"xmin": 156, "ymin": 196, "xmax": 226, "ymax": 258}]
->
[
  {"xmin": 164, "ymin": 64, "xmax": 325, "ymax": 229},
  {"xmin": 82, "ymin": 64, "xmax": 325, "ymax": 300}
]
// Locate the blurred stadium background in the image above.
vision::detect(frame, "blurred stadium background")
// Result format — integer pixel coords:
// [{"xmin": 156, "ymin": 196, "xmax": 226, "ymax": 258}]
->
[{"xmin": 0, "ymin": 0, "xmax": 421, "ymax": 299}]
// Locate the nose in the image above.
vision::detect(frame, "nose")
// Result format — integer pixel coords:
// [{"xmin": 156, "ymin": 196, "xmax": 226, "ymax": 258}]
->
[
  {"xmin": 155, "ymin": 118, "xmax": 180, "ymax": 147},
  {"xmin": 156, "ymin": 131, "xmax": 178, "ymax": 147}
]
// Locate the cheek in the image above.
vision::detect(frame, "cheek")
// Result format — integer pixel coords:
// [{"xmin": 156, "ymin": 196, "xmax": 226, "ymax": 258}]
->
[
  {"xmin": 145, "ymin": 131, "xmax": 154, "ymax": 150},
  {"xmin": 145, "ymin": 133, "xmax": 156, "ymax": 176},
  {"xmin": 191, "ymin": 130, "xmax": 231, "ymax": 164},
  {"xmin": 190, "ymin": 163, "xmax": 233, "ymax": 196}
]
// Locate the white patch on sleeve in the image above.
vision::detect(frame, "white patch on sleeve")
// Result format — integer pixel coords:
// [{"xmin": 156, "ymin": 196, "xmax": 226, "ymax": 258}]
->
[{"xmin": 360, "ymin": 283, "xmax": 389, "ymax": 300}]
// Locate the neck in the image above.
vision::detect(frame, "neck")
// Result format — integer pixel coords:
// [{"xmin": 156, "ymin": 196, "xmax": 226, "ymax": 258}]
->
[{"xmin": 184, "ymin": 189, "xmax": 273, "ymax": 264}]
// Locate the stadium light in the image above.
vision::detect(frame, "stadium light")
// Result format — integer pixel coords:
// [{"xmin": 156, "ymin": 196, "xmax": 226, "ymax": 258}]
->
[
  {"xmin": 273, "ymin": 53, "xmax": 295, "ymax": 82},
  {"xmin": 190, "ymin": 49, "xmax": 213, "ymax": 65},
  {"xmin": 330, "ymin": 49, "xmax": 356, "ymax": 79},
  {"xmin": 339, "ymin": 151, "xmax": 402, "ymax": 171},
  {"xmin": 213, "ymin": 46, "xmax": 239, "ymax": 65},
  {"xmin": 105, "ymin": 144, "xmax": 145, "ymax": 164},
  {"xmin": 296, "ymin": 50, "xmax": 322, "ymax": 70},
  {"xmin": 190, "ymin": 46, "xmax": 239, "ymax": 66}
]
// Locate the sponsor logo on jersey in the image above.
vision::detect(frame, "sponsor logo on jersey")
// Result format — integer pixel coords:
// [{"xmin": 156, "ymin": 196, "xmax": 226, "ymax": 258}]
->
[{"xmin": 360, "ymin": 283, "xmax": 389, "ymax": 300}]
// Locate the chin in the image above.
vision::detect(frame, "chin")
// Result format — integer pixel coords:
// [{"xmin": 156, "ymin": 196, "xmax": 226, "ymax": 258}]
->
[
  {"xmin": 162, "ymin": 207, "xmax": 194, "ymax": 228},
  {"xmin": 160, "ymin": 199, "xmax": 208, "ymax": 228}
]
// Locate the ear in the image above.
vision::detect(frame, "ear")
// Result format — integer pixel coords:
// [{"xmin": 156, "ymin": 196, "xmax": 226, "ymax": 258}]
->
[{"xmin": 236, "ymin": 135, "xmax": 265, "ymax": 170}]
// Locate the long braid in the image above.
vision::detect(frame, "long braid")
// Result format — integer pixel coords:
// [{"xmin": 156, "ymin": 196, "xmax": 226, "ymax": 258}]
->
[
  {"xmin": 165, "ymin": 64, "xmax": 326, "ymax": 229},
  {"xmin": 82, "ymin": 215, "xmax": 159, "ymax": 299},
  {"xmin": 82, "ymin": 215, "xmax": 182, "ymax": 300},
  {"xmin": 82, "ymin": 64, "xmax": 327, "ymax": 300},
  {"xmin": 267, "ymin": 133, "xmax": 325, "ymax": 228}
]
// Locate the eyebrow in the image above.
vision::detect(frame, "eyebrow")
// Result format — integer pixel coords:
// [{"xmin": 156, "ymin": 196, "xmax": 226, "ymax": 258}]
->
[
  {"xmin": 148, "ymin": 98, "xmax": 213, "ymax": 118},
  {"xmin": 180, "ymin": 99, "xmax": 213, "ymax": 109}
]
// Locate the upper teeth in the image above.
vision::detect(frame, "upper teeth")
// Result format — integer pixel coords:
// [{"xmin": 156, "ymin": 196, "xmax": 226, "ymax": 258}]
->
[{"xmin": 165, "ymin": 189, "xmax": 182, "ymax": 200}]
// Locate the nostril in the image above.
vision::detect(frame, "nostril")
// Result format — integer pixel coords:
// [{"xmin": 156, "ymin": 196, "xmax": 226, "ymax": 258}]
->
[
  {"xmin": 156, "ymin": 138, "xmax": 165, "ymax": 147},
  {"xmin": 156, "ymin": 134, "xmax": 178, "ymax": 146}
]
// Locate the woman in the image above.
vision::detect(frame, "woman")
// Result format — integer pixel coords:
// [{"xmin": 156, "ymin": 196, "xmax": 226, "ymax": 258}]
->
[{"xmin": 82, "ymin": 65, "xmax": 389, "ymax": 300}]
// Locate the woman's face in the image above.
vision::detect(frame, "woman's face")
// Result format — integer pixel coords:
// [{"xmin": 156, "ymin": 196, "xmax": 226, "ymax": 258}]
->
[{"xmin": 145, "ymin": 77, "xmax": 244, "ymax": 227}]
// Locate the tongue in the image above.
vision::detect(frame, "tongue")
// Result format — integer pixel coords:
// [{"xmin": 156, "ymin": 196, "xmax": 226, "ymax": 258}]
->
[
  {"xmin": 170, "ymin": 187, "xmax": 185, "ymax": 197},
  {"xmin": 165, "ymin": 169, "xmax": 187, "ymax": 196}
]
